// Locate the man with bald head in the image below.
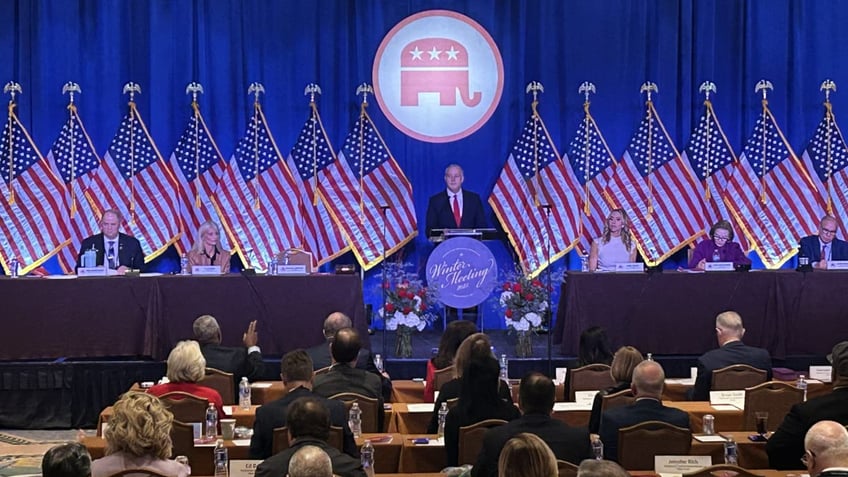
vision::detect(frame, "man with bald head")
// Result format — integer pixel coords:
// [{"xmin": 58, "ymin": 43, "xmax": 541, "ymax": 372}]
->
[
  {"xmin": 690, "ymin": 311, "xmax": 772, "ymax": 401},
  {"xmin": 287, "ymin": 445, "xmax": 333, "ymax": 477},
  {"xmin": 800, "ymin": 215, "xmax": 848, "ymax": 269},
  {"xmin": 599, "ymin": 360, "xmax": 690, "ymax": 462},
  {"xmin": 802, "ymin": 420, "xmax": 848, "ymax": 477}
]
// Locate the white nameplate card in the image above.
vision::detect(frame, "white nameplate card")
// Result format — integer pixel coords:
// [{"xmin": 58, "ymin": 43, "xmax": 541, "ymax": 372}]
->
[
  {"xmin": 615, "ymin": 262, "xmax": 644, "ymax": 273},
  {"xmin": 77, "ymin": 266, "xmax": 108, "ymax": 277},
  {"xmin": 229, "ymin": 460, "xmax": 262, "ymax": 477},
  {"xmin": 709, "ymin": 390, "xmax": 745, "ymax": 409},
  {"xmin": 809, "ymin": 366, "xmax": 833, "ymax": 382},
  {"xmin": 827, "ymin": 260, "xmax": 848, "ymax": 270},
  {"xmin": 276, "ymin": 264, "xmax": 308, "ymax": 275},
  {"xmin": 704, "ymin": 262, "xmax": 734, "ymax": 272},
  {"xmin": 407, "ymin": 403, "xmax": 435, "ymax": 413},
  {"xmin": 191, "ymin": 265, "xmax": 221, "ymax": 276},
  {"xmin": 574, "ymin": 390, "xmax": 599, "ymax": 407},
  {"xmin": 655, "ymin": 455, "xmax": 712, "ymax": 474},
  {"xmin": 555, "ymin": 367, "xmax": 568, "ymax": 385}
]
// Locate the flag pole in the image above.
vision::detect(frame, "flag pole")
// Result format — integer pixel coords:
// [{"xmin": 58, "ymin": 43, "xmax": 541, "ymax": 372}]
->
[
  {"xmin": 640, "ymin": 82, "xmax": 658, "ymax": 216},
  {"xmin": 122, "ymin": 82, "xmax": 142, "ymax": 224},
  {"xmin": 186, "ymin": 82, "xmax": 205, "ymax": 209},
  {"xmin": 698, "ymin": 81, "xmax": 717, "ymax": 200},
  {"xmin": 4, "ymin": 82, "xmax": 21, "ymax": 205},
  {"xmin": 821, "ymin": 79, "xmax": 837, "ymax": 215},
  {"xmin": 526, "ymin": 81, "xmax": 544, "ymax": 207},
  {"xmin": 579, "ymin": 82, "xmax": 596, "ymax": 216},
  {"xmin": 355, "ymin": 83, "xmax": 374, "ymax": 223},
  {"xmin": 755, "ymin": 79, "xmax": 774, "ymax": 205},
  {"xmin": 248, "ymin": 82, "xmax": 265, "ymax": 211},
  {"xmin": 304, "ymin": 83, "xmax": 322, "ymax": 207},
  {"xmin": 63, "ymin": 82, "xmax": 82, "ymax": 216}
]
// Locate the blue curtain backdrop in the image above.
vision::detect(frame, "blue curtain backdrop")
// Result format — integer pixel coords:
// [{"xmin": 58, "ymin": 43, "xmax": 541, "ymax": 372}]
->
[{"xmin": 2, "ymin": 0, "xmax": 847, "ymax": 328}]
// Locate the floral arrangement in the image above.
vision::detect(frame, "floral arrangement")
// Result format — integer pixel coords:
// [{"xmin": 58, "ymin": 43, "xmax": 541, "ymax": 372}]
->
[
  {"xmin": 378, "ymin": 262, "xmax": 438, "ymax": 357},
  {"xmin": 498, "ymin": 273, "xmax": 550, "ymax": 356}
]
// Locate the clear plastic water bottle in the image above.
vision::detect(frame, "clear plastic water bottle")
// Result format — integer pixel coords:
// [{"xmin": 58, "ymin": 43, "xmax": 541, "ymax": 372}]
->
[
  {"xmin": 592, "ymin": 437, "xmax": 604, "ymax": 460},
  {"xmin": 8, "ymin": 257, "xmax": 18, "ymax": 278},
  {"xmin": 361, "ymin": 440, "xmax": 375, "ymax": 477},
  {"xmin": 213, "ymin": 438, "xmax": 228, "ymax": 477},
  {"xmin": 797, "ymin": 374, "xmax": 808, "ymax": 402},
  {"xmin": 437, "ymin": 402, "xmax": 448, "ymax": 439},
  {"xmin": 712, "ymin": 249, "xmax": 721, "ymax": 262},
  {"xmin": 349, "ymin": 402, "xmax": 362, "ymax": 438},
  {"xmin": 180, "ymin": 253, "xmax": 190, "ymax": 275},
  {"xmin": 239, "ymin": 377, "xmax": 251, "ymax": 410},
  {"xmin": 724, "ymin": 436, "xmax": 738, "ymax": 465},
  {"xmin": 374, "ymin": 354, "xmax": 384, "ymax": 373},
  {"xmin": 580, "ymin": 255, "xmax": 589, "ymax": 272},
  {"xmin": 499, "ymin": 354, "xmax": 512, "ymax": 395},
  {"xmin": 647, "ymin": 353, "xmax": 653, "ymax": 361},
  {"xmin": 205, "ymin": 403, "xmax": 218, "ymax": 440},
  {"xmin": 267, "ymin": 256, "xmax": 277, "ymax": 276}
]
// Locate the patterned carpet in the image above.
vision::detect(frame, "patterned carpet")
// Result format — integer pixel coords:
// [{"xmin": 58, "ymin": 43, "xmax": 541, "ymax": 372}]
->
[{"xmin": 0, "ymin": 430, "xmax": 94, "ymax": 477}]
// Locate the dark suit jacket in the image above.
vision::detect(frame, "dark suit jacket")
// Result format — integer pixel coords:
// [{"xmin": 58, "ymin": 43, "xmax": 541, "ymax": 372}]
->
[
  {"xmin": 427, "ymin": 378, "xmax": 513, "ymax": 434},
  {"xmin": 254, "ymin": 437, "xmax": 365, "ymax": 477},
  {"xmin": 76, "ymin": 232, "xmax": 145, "ymax": 270},
  {"xmin": 425, "ymin": 189, "xmax": 487, "ymax": 236},
  {"xmin": 471, "ymin": 413, "xmax": 591, "ymax": 477},
  {"xmin": 799, "ymin": 235, "xmax": 848, "ymax": 264},
  {"xmin": 305, "ymin": 343, "xmax": 392, "ymax": 402},
  {"xmin": 691, "ymin": 340, "xmax": 773, "ymax": 401},
  {"xmin": 313, "ymin": 364, "xmax": 385, "ymax": 430},
  {"xmin": 598, "ymin": 398, "xmax": 690, "ymax": 463},
  {"xmin": 249, "ymin": 386, "xmax": 356, "ymax": 459},
  {"xmin": 199, "ymin": 343, "xmax": 264, "ymax": 385},
  {"xmin": 766, "ymin": 388, "xmax": 848, "ymax": 470},
  {"xmin": 589, "ymin": 382, "xmax": 631, "ymax": 434}
]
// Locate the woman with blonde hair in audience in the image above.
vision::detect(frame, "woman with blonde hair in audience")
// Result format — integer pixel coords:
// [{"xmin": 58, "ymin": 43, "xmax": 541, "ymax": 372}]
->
[
  {"xmin": 147, "ymin": 340, "xmax": 226, "ymax": 421},
  {"xmin": 588, "ymin": 345, "xmax": 644, "ymax": 434},
  {"xmin": 187, "ymin": 220, "xmax": 231, "ymax": 273},
  {"xmin": 497, "ymin": 433, "xmax": 557, "ymax": 477},
  {"xmin": 91, "ymin": 392, "xmax": 189, "ymax": 477}
]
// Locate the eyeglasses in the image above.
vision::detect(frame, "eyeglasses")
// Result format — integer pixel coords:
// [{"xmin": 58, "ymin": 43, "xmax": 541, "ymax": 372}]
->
[
  {"xmin": 821, "ymin": 228, "xmax": 837, "ymax": 235},
  {"xmin": 713, "ymin": 235, "xmax": 730, "ymax": 242},
  {"xmin": 801, "ymin": 449, "xmax": 816, "ymax": 467}
]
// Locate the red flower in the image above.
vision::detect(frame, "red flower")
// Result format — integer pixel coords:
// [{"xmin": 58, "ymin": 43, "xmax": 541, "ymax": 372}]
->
[
  {"xmin": 524, "ymin": 293, "xmax": 535, "ymax": 301},
  {"xmin": 397, "ymin": 290, "xmax": 407, "ymax": 299},
  {"xmin": 419, "ymin": 303, "xmax": 427, "ymax": 311},
  {"xmin": 505, "ymin": 308, "xmax": 513, "ymax": 318},
  {"xmin": 532, "ymin": 280, "xmax": 542, "ymax": 287},
  {"xmin": 385, "ymin": 303, "xmax": 395, "ymax": 313},
  {"xmin": 503, "ymin": 282, "xmax": 512, "ymax": 291},
  {"xmin": 402, "ymin": 306, "xmax": 412, "ymax": 314},
  {"xmin": 400, "ymin": 280, "xmax": 410, "ymax": 288},
  {"xmin": 418, "ymin": 289, "xmax": 426, "ymax": 297},
  {"xmin": 512, "ymin": 283, "xmax": 522, "ymax": 292}
]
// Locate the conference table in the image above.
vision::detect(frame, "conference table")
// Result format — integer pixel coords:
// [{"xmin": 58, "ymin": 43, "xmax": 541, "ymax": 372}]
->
[
  {"xmin": 0, "ymin": 273, "xmax": 367, "ymax": 360},
  {"xmin": 554, "ymin": 270, "xmax": 848, "ymax": 357}
]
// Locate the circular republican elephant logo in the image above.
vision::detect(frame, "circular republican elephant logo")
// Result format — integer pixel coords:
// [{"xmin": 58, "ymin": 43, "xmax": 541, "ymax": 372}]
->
[{"xmin": 373, "ymin": 10, "xmax": 504, "ymax": 143}]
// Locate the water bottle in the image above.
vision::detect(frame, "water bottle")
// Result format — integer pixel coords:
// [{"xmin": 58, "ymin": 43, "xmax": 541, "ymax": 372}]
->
[
  {"xmin": 499, "ymin": 354, "xmax": 513, "ymax": 395},
  {"xmin": 267, "ymin": 256, "xmax": 277, "ymax": 276},
  {"xmin": 180, "ymin": 253, "xmax": 190, "ymax": 275},
  {"xmin": 437, "ymin": 402, "xmax": 448, "ymax": 439},
  {"xmin": 205, "ymin": 403, "xmax": 218, "ymax": 440},
  {"xmin": 724, "ymin": 436, "xmax": 738, "ymax": 465},
  {"xmin": 349, "ymin": 402, "xmax": 362, "ymax": 438},
  {"xmin": 580, "ymin": 255, "xmax": 589, "ymax": 272},
  {"xmin": 712, "ymin": 249, "xmax": 721, "ymax": 262},
  {"xmin": 374, "ymin": 353, "xmax": 384, "ymax": 373},
  {"xmin": 592, "ymin": 437, "xmax": 604, "ymax": 460},
  {"xmin": 8, "ymin": 257, "xmax": 18, "ymax": 278},
  {"xmin": 646, "ymin": 353, "xmax": 653, "ymax": 361},
  {"xmin": 82, "ymin": 245, "xmax": 97, "ymax": 268},
  {"xmin": 239, "ymin": 377, "xmax": 251, "ymax": 410},
  {"xmin": 360, "ymin": 440, "xmax": 375, "ymax": 477},
  {"xmin": 797, "ymin": 374, "xmax": 808, "ymax": 402},
  {"xmin": 213, "ymin": 439, "xmax": 228, "ymax": 477}
]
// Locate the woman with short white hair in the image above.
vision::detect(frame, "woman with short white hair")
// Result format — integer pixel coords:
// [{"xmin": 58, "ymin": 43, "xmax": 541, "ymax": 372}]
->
[{"xmin": 147, "ymin": 340, "xmax": 225, "ymax": 421}]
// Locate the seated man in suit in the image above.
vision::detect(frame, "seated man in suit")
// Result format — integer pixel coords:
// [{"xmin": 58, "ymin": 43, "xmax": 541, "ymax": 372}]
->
[
  {"xmin": 799, "ymin": 215, "xmax": 848, "ymax": 269},
  {"xmin": 690, "ymin": 311, "xmax": 772, "ymax": 401},
  {"xmin": 802, "ymin": 420, "xmax": 848, "ymax": 477},
  {"xmin": 287, "ymin": 445, "xmax": 333, "ymax": 477},
  {"xmin": 76, "ymin": 209, "xmax": 145, "ymax": 274},
  {"xmin": 194, "ymin": 315, "xmax": 263, "ymax": 384},
  {"xmin": 250, "ymin": 350, "xmax": 355, "ymax": 459},
  {"xmin": 598, "ymin": 360, "xmax": 690, "ymax": 462},
  {"xmin": 767, "ymin": 341, "xmax": 848, "ymax": 470},
  {"xmin": 471, "ymin": 372, "xmax": 591, "ymax": 477},
  {"xmin": 306, "ymin": 312, "xmax": 392, "ymax": 402},
  {"xmin": 312, "ymin": 328, "xmax": 385, "ymax": 431},
  {"xmin": 255, "ymin": 397, "xmax": 365, "ymax": 477}
]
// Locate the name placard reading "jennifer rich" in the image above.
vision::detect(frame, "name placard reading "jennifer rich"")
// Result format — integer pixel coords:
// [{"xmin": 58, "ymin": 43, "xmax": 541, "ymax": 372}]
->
[{"xmin": 425, "ymin": 236, "xmax": 497, "ymax": 308}]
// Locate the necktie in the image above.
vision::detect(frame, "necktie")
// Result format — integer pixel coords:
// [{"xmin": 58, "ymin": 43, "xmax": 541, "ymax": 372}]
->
[
  {"xmin": 108, "ymin": 242, "xmax": 116, "ymax": 269},
  {"xmin": 452, "ymin": 194, "xmax": 461, "ymax": 227},
  {"xmin": 822, "ymin": 244, "xmax": 828, "ymax": 262}
]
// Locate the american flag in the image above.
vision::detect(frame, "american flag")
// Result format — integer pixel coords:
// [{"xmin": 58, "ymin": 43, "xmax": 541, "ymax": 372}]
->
[
  {"xmin": 0, "ymin": 108, "xmax": 70, "ymax": 273},
  {"xmin": 86, "ymin": 103, "xmax": 180, "ymax": 259},
  {"xmin": 46, "ymin": 105, "xmax": 102, "ymax": 273},
  {"xmin": 800, "ymin": 105, "xmax": 848, "ymax": 228},
  {"xmin": 682, "ymin": 100, "xmax": 749, "ymax": 251},
  {"xmin": 170, "ymin": 105, "xmax": 229, "ymax": 254},
  {"xmin": 605, "ymin": 101, "xmax": 706, "ymax": 265},
  {"xmin": 321, "ymin": 108, "xmax": 417, "ymax": 270},
  {"xmin": 286, "ymin": 104, "xmax": 349, "ymax": 267},
  {"xmin": 725, "ymin": 104, "xmax": 823, "ymax": 268},
  {"xmin": 565, "ymin": 108, "xmax": 618, "ymax": 255},
  {"xmin": 214, "ymin": 104, "xmax": 301, "ymax": 270},
  {"xmin": 489, "ymin": 110, "xmax": 581, "ymax": 276}
]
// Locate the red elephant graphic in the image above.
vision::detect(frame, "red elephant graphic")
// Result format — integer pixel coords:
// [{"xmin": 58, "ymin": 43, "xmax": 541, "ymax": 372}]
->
[{"xmin": 400, "ymin": 38, "xmax": 482, "ymax": 107}]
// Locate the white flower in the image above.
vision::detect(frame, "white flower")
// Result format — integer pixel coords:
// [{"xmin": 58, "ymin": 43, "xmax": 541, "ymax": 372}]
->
[
  {"xmin": 508, "ymin": 317, "xmax": 530, "ymax": 331},
  {"xmin": 525, "ymin": 312, "xmax": 542, "ymax": 327},
  {"xmin": 537, "ymin": 300, "xmax": 548, "ymax": 311},
  {"xmin": 405, "ymin": 313, "xmax": 421, "ymax": 329},
  {"xmin": 499, "ymin": 291, "xmax": 514, "ymax": 306}
]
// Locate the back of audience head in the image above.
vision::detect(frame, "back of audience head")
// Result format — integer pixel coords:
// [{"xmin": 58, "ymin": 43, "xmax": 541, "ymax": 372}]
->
[
  {"xmin": 166, "ymin": 340, "xmax": 206, "ymax": 383},
  {"xmin": 829, "ymin": 340, "xmax": 848, "ymax": 386},
  {"xmin": 280, "ymin": 349, "xmax": 314, "ymax": 384},
  {"xmin": 631, "ymin": 360, "xmax": 665, "ymax": 398},
  {"xmin": 287, "ymin": 396, "xmax": 330, "ymax": 442},
  {"xmin": 192, "ymin": 314, "xmax": 221, "ymax": 345},
  {"xmin": 497, "ymin": 433, "xmax": 557, "ymax": 477},
  {"xmin": 105, "ymin": 392, "xmax": 173, "ymax": 459},
  {"xmin": 715, "ymin": 311, "xmax": 745, "ymax": 344},
  {"xmin": 579, "ymin": 326, "xmax": 614, "ymax": 366},
  {"xmin": 459, "ymin": 353, "xmax": 501, "ymax": 414},
  {"xmin": 454, "ymin": 332, "xmax": 493, "ymax": 379},
  {"xmin": 287, "ymin": 445, "xmax": 333, "ymax": 477},
  {"xmin": 433, "ymin": 320, "xmax": 478, "ymax": 369},
  {"xmin": 42, "ymin": 442, "xmax": 91, "ymax": 477},
  {"xmin": 322, "ymin": 312, "xmax": 352, "ymax": 340},
  {"xmin": 330, "ymin": 327, "xmax": 361, "ymax": 365},
  {"xmin": 518, "ymin": 372, "xmax": 555, "ymax": 415},
  {"xmin": 610, "ymin": 346, "xmax": 643, "ymax": 384},
  {"xmin": 577, "ymin": 458, "xmax": 630, "ymax": 477},
  {"xmin": 804, "ymin": 420, "xmax": 848, "ymax": 476}
]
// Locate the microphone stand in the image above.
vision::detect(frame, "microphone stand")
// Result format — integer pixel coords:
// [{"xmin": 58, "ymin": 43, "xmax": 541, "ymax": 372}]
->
[
  {"xmin": 379, "ymin": 205, "xmax": 390, "ymax": 359},
  {"xmin": 540, "ymin": 204, "xmax": 554, "ymax": 377}
]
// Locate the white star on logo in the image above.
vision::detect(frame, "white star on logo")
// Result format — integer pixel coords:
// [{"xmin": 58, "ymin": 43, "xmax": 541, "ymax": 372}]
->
[
  {"xmin": 409, "ymin": 47, "xmax": 423, "ymax": 61},
  {"xmin": 428, "ymin": 47, "xmax": 442, "ymax": 60},
  {"xmin": 445, "ymin": 46, "xmax": 459, "ymax": 60}
]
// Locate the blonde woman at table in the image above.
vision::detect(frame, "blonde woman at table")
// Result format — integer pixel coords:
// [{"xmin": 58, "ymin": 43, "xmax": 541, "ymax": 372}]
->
[
  {"xmin": 497, "ymin": 433, "xmax": 557, "ymax": 477},
  {"xmin": 147, "ymin": 340, "xmax": 226, "ymax": 422},
  {"xmin": 588, "ymin": 209, "xmax": 637, "ymax": 272},
  {"xmin": 91, "ymin": 392, "xmax": 189, "ymax": 477},
  {"xmin": 588, "ymin": 345, "xmax": 643, "ymax": 435},
  {"xmin": 187, "ymin": 221, "xmax": 231, "ymax": 273}
]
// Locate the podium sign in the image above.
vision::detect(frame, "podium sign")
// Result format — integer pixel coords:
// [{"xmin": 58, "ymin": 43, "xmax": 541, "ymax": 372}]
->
[{"xmin": 426, "ymin": 236, "xmax": 497, "ymax": 308}]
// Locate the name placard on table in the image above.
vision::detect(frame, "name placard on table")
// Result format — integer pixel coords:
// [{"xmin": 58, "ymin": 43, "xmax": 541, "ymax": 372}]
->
[
  {"xmin": 191, "ymin": 265, "xmax": 222, "ymax": 276},
  {"xmin": 827, "ymin": 260, "xmax": 848, "ymax": 270},
  {"xmin": 77, "ymin": 266, "xmax": 108, "ymax": 277},
  {"xmin": 709, "ymin": 390, "xmax": 745, "ymax": 409},
  {"xmin": 809, "ymin": 365, "xmax": 833, "ymax": 382},
  {"xmin": 614, "ymin": 262, "xmax": 644, "ymax": 273},
  {"xmin": 230, "ymin": 460, "xmax": 262, "ymax": 477},
  {"xmin": 276, "ymin": 264, "xmax": 308, "ymax": 275},
  {"xmin": 704, "ymin": 262, "xmax": 734, "ymax": 272},
  {"xmin": 654, "ymin": 455, "xmax": 712, "ymax": 474}
]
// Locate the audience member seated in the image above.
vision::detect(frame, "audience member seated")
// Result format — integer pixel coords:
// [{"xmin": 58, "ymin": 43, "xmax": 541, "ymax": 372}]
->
[
  {"xmin": 287, "ymin": 445, "xmax": 333, "ymax": 477},
  {"xmin": 255, "ymin": 397, "xmax": 365, "ymax": 477},
  {"xmin": 427, "ymin": 332, "xmax": 513, "ymax": 434},
  {"xmin": 577, "ymin": 459, "xmax": 630, "ymax": 477},
  {"xmin": 577, "ymin": 326, "xmax": 614, "ymax": 367},
  {"xmin": 802, "ymin": 420, "xmax": 848, "ymax": 477},
  {"xmin": 43, "ymin": 442, "xmax": 91, "ymax": 477},
  {"xmin": 690, "ymin": 311, "xmax": 772, "ymax": 401},
  {"xmin": 147, "ymin": 340, "xmax": 226, "ymax": 421},
  {"xmin": 768, "ymin": 341, "xmax": 848, "ymax": 470},
  {"xmin": 193, "ymin": 314, "xmax": 263, "ymax": 383},
  {"xmin": 589, "ymin": 345, "xmax": 643, "ymax": 434},
  {"xmin": 312, "ymin": 328, "xmax": 385, "ymax": 430},
  {"xmin": 250, "ymin": 349, "xmax": 356, "ymax": 459},
  {"xmin": 425, "ymin": 320, "xmax": 478, "ymax": 402},
  {"xmin": 444, "ymin": 353, "xmax": 521, "ymax": 467},
  {"xmin": 688, "ymin": 219, "xmax": 751, "ymax": 270},
  {"xmin": 799, "ymin": 215, "xmax": 848, "ymax": 269},
  {"xmin": 187, "ymin": 220, "xmax": 231, "ymax": 273},
  {"xmin": 588, "ymin": 208, "xmax": 638, "ymax": 272},
  {"xmin": 472, "ymin": 372, "xmax": 590, "ymax": 477},
  {"xmin": 598, "ymin": 360, "xmax": 690, "ymax": 462},
  {"xmin": 496, "ymin": 433, "xmax": 558, "ymax": 477},
  {"xmin": 306, "ymin": 311, "xmax": 391, "ymax": 402},
  {"xmin": 91, "ymin": 392, "xmax": 190, "ymax": 477}
]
